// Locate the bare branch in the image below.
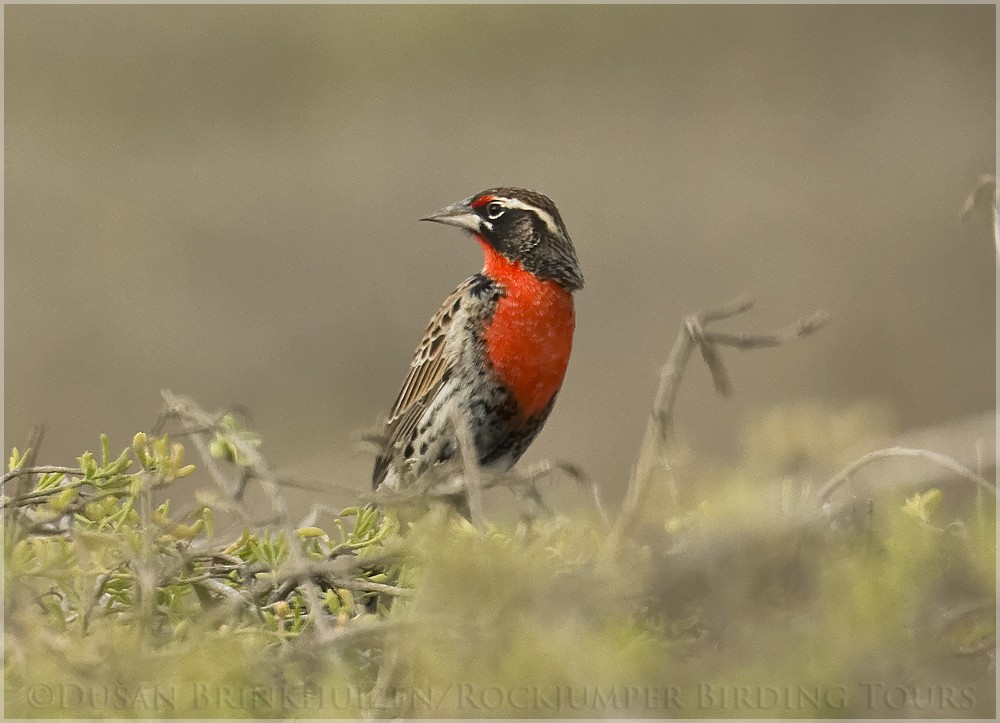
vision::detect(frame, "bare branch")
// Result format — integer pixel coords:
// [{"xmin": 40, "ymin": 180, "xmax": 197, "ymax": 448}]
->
[
  {"xmin": 605, "ymin": 295, "xmax": 829, "ymax": 552},
  {"xmin": 1, "ymin": 479, "xmax": 89, "ymax": 509},
  {"xmin": 330, "ymin": 578, "xmax": 411, "ymax": 597},
  {"xmin": 2, "ymin": 466, "xmax": 80, "ymax": 487},
  {"xmin": 159, "ymin": 389, "xmax": 289, "ymax": 521},
  {"xmin": 686, "ymin": 316, "xmax": 733, "ymax": 397},
  {"xmin": 520, "ymin": 460, "xmax": 605, "ymax": 525},
  {"xmin": 5, "ymin": 426, "xmax": 45, "ymax": 515},
  {"xmin": 961, "ymin": 174, "xmax": 998, "ymax": 258},
  {"xmin": 186, "ymin": 430, "xmax": 240, "ymax": 500},
  {"xmin": 700, "ymin": 294, "xmax": 755, "ymax": 322},
  {"xmin": 705, "ymin": 309, "xmax": 830, "ymax": 349},
  {"xmin": 817, "ymin": 446, "xmax": 997, "ymax": 502},
  {"xmin": 197, "ymin": 577, "xmax": 260, "ymax": 615},
  {"xmin": 300, "ymin": 579, "xmax": 331, "ymax": 637},
  {"xmin": 450, "ymin": 410, "xmax": 486, "ymax": 530}
]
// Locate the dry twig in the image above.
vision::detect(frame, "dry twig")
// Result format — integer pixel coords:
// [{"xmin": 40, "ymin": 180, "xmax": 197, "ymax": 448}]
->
[
  {"xmin": 961, "ymin": 174, "xmax": 998, "ymax": 258},
  {"xmin": 4, "ymin": 425, "xmax": 44, "ymax": 508},
  {"xmin": 605, "ymin": 295, "xmax": 829, "ymax": 550},
  {"xmin": 158, "ymin": 389, "xmax": 290, "ymax": 521},
  {"xmin": 817, "ymin": 446, "xmax": 996, "ymax": 502},
  {"xmin": 450, "ymin": 410, "xmax": 486, "ymax": 531},
  {"xmin": 2, "ymin": 465, "xmax": 80, "ymax": 487}
]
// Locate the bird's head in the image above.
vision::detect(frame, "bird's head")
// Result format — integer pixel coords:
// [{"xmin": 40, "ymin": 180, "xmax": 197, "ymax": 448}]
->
[{"xmin": 420, "ymin": 187, "xmax": 584, "ymax": 292}]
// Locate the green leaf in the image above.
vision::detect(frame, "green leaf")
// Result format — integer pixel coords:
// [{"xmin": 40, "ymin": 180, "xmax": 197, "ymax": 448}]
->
[
  {"xmin": 902, "ymin": 488, "xmax": 943, "ymax": 523},
  {"xmin": 100, "ymin": 434, "xmax": 111, "ymax": 467},
  {"xmin": 9, "ymin": 447, "xmax": 23, "ymax": 472},
  {"xmin": 132, "ymin": 432, "xmax": 150, "ymax": 468},
  {"xmin": 78, "ymin": 451, "xmax": 97, "ymax": 479},
  {"xmin": 49, "ymin": 487, "xmax": 79, "ymax": 513}
]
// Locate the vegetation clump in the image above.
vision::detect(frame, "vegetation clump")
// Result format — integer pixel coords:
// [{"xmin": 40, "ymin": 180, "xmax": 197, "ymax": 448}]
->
[{"xmin": 4, "ymin": 300, "xmax": 995, "ymax": 718}]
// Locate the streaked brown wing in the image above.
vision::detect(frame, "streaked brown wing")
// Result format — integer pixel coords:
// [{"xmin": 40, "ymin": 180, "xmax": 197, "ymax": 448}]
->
[{"xmin": 371, "ymin": 279, "xmax": 469, "ymax": 488}]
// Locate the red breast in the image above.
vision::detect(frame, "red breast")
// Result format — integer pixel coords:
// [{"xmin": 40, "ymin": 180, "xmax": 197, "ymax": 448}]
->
[{"xmin": 477, "ymin": 236, "xmax": 575, "ymax": 419}]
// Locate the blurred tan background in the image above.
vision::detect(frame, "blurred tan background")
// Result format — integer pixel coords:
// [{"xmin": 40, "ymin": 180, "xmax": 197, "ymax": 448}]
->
[{"xmin": 5, "ymin": 5, "xmax": 995, "ymax": 512}]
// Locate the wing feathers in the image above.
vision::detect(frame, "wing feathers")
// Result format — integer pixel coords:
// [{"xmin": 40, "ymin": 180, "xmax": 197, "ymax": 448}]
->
[{"xmin": 372, "ymin": 279, "xmax": 473, "ymax": 488}]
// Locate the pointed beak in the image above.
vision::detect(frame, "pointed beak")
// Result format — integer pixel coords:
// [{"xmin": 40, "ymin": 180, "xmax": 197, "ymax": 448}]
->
[{"xmin": 419, "ymin": 198, "xmax": 483, "ymax": 233}]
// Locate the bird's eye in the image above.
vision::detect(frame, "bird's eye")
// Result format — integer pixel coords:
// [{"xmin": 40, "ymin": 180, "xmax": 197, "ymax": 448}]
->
[{"xmin": 486, "ymin": 201, "xmax": 505, "ymax": 220}]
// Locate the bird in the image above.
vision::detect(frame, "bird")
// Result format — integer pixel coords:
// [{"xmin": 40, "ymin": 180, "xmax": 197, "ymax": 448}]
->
[{"xmin": 372, "ymin": 187, "xmax": 584, "ymax": 507}]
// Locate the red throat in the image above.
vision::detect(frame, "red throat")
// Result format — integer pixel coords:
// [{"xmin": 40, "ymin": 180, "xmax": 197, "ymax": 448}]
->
[{"xmin": 475, "ymin": 235, "xmax": 576, "ymax": 419}]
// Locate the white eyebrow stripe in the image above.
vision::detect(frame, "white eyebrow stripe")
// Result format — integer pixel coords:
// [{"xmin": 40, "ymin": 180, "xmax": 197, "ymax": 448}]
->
[{"xmin": 493, "ymin": 197, "xmax": 560, "ymax": 236}]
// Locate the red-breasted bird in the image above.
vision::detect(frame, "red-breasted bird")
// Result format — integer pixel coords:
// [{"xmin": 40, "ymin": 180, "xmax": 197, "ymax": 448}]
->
[{"xmin": 372, "ymin": 187, "xmax": 584, "ymax": 498}]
